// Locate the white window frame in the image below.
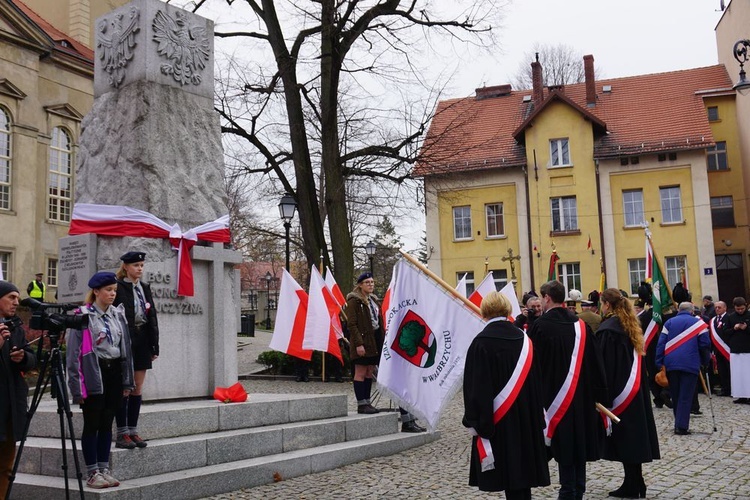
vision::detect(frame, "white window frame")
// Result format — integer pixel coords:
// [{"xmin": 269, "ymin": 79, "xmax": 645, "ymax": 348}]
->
[
  {"xmin": 0, "ymin": 252, "xmax": 10, "ymax": 282},
  {"xmin": 622, "ymin": 189, "xmax": 645, "ymax": 227},
  {"xmin": 558, "ymin": 263, "xmax": 581, "ymax": 297},
  {"xmin": 707, "ymin": 141, "xmax": 728, "ymax": 171},
  {"xmin": 710, "ymin": 196, "xmax": 735, "ymax": 227},
  {"xmin": 453, "ymin": 206, "xmax": 472, "ymax": 240},
  {"xmin": 665, "ymin": 256, "xmax": 687, "ymax": 291},
  {"xmin": 551, "ymin": 196, "xmax": 578, "ymax": 232},
  {"xmin": 48, "ymin": 127, "xmax": 73, "ymax": 222},
  {"xmin": 628, "ymin": 258, "xmax": 647, "ymax": 296},
  {"xmin": 0, "ymin": 107, "xmax": 11, "ymax": 211},
  {"xmin": 659, "ymin": 186, "xmax": 683, "ymax": 224},
  {"xmin": 47, "ymin": 258, "xmax": 58, "ymax": 287},
  {"xmin": 485, "ymin": 203, "xmax": 505, "ymax": 238},
  {"xmin": 550, "ymin": 138, "xmax": 571, "ymax": 167}
]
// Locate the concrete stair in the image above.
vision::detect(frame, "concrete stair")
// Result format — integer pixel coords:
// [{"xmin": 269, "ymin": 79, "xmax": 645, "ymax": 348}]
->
[{"xmin": 10, "ymin": 394, "xmax": 437, "ymax": 499}]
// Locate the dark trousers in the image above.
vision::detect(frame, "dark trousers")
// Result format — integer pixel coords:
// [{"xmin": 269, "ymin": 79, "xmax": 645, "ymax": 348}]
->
[
  {"xmin": 0, "ymin": 420, "xmax": 15, "ymax": 499},
  {"xmin": 505, "ymin": 488, "xmax": 532, "ymax": 500},
  {"xmin": 667, "ymin": 370, "xmax": 698, "ymax": 431},
  {"xmin": 558, "ymin": 461, "xmax": 586, "ymax": 500},
  {"xmin": 716, "ymin": 354, "xmax": 731, "ymax": 395},
  {"xmin": 80, "ymin": 362, "xmax": 122, "ymax": 467}
]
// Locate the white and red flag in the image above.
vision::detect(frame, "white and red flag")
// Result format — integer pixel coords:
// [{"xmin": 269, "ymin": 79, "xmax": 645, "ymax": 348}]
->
[
  {"xmin": 377, "ymin": 259, "xmax": 485, "ymax": 430},
  {"xmin": 456, "ymin": 273, "xmax": 468, "ymax": 297},
  {"xmin": 498, "ymin": 281, "xmax": 522, "ymax": 321},
  {"xmin": 69, "ymin": 203, "xmax": 230, "ymax": 296},
  {"xmin": 468, "ymin": 272, "xmax": 497, "ymax": 308},
  {"xmin": 324, "ymin": 267, "xmax": 346, "ymax": 308},
  {"xmin": 269, "ymin": 269, "xmax": 312, "ymax": 361},
  {"xmin": 302, "ymin": 267, "xmax": 343, "ymax": 362}
]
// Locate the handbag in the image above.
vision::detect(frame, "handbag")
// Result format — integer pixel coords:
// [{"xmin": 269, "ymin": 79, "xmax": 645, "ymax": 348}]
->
[{"xmin": 655, "ymin": 366, "xmax": 669, "ymax": 388}]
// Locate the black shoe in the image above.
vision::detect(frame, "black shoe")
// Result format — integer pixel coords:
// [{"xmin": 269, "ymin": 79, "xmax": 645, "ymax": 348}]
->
[
  {"xmin": 674, "ymin": 428, "xmax": 692, "ymax": 435},
  {"xmin": 334, "ymin": 376, "xmax": 344, "ymax": 383},
  {"xmin": 401, "ymin": 420, "xmax": 426, "ymax": 433},
  {"xmin": 690, "ymin": 409, "xmax": 702, "ymax": 415},
  {"xmin": 357, "ymin": 404, "xmax": 379, "ymax": 414},
  {"xmin": 663, "ymin": 397, "xmax": 673, "ymax": 409},
  {"xmin": 653, "ymin": 398, "xmax": 664, "ymax": 409},
  {"xmin": 733, "ymin": 398, "xmax": 748, "ymax": 404}
]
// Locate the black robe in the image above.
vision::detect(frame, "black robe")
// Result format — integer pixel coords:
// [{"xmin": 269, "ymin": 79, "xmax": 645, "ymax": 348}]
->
[
  {"xmin": 596, "ymin": 316, "xmax": 660, "ymax": 464},
  {"xmin": 528, "ymin": 307, "xmax": 608, "ymax": 465},
  {"xmin": 462, "ymin": 320, "xmax": 550, "ymax": 492}
]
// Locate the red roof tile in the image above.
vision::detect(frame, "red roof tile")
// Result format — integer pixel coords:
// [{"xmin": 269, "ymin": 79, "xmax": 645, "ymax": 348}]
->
[
  {"xmin": 416, "ymin": 64, "xmax": 733, "ymax": 176},
  {"xmin": 12, "ymin": 0, "xmax": 94, "ymax": 63}
]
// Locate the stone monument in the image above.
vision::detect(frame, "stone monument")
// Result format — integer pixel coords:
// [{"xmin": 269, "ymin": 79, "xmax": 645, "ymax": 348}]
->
[{"xmin": 59, "ymin": 0, "xmax": 241, "ymax": 400}]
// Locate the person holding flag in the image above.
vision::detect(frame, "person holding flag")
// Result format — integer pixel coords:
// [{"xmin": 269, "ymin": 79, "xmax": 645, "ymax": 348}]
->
[
  {"xmin": 462, "ymin": 291, "xmax": 550, "ymax": 499},
  {"xmin": 596, "ymin": 289, "xmax": 660, "ymax": 498},
  {"xmin": 528, "ymin": 280, "xmax": 608, "ymax": 500},
  {"xmin": 655, "ymin": 302, "xmax": 711, "ymax": 434}
]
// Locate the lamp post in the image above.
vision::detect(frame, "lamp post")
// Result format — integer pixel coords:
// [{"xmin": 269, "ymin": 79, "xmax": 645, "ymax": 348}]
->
[
  {"xmin": 264, "ymin": 271, "xmax": 272, "ymax": 330},
  {"xmin": 278, "ymin": 193, "xmax": 298, "ymax": 272},
  {"xmin": 733, "ymin": 39, "xmax": 750, "ymax": 95},
  {"xmin": 365, "ymin": 241, "xmax": 376, "ymax": 274}
]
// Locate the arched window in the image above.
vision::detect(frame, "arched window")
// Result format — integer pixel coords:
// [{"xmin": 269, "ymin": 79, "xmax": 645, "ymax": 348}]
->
[
  {"xmin": 48, "ymin": 127, "xmax": 72, "ymax": 222},
  {"xmin": 0, "ymin": 107, "xmax": 11, "ymax": 210}
]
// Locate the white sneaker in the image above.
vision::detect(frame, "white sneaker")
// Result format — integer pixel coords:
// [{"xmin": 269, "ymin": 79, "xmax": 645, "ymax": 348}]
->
[
  {"xmin": 99, "ymin": 468, "xmax": 120, "ymax": 487},
  {"xmin": 86, "ymin": 471, "xmax": 109, "ymax": 489}
]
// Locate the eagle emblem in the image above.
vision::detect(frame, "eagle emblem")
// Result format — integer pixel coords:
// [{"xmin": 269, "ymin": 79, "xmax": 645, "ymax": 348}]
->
[
  {"xmin": 152, "ymin": 10, "xmax": 210, "ymax": 86},
  {"xmin": 97, "ymin": 6, "xmax": 141, "ymax": 88}
]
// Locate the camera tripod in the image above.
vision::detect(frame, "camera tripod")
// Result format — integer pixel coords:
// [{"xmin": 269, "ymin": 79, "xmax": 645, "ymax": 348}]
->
[{"xmin": 7, "ymin": 332, "xmax": 84, "ymax": 500}]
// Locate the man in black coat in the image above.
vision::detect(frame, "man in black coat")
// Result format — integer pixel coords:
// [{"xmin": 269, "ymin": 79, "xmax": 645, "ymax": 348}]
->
[
  {"xmin": 723, "ymin": 297, "xmax": 750, "ymax": 404},
  {"xmin": 528, "ymin": 280, "xmax": 608, "ymax": 500},
  {"xmin": 0, "ymin": 281, "xmax": 36, "ymax": 498}
]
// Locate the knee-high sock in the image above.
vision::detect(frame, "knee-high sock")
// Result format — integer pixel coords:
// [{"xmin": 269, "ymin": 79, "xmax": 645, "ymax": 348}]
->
[
  {"xmin": 353, "ymin": 380, "xmax": 367, "ymax": 405},
  {"xmin": 115, "ymin": 396, "xmax": 129, "ymax": 434},
  {"xmin": 127, "ymin": 395, "xmax": 142, "ymax": 433},
  {"xmin": 364, "ymin": 378, "xmax": 373, "ymax": 400}
]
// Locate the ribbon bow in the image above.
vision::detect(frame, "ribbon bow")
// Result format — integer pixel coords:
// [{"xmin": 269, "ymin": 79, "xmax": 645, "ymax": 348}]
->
[{"xmin": 70, "ymin": 203, "xmax": 230, "ymax": 296}]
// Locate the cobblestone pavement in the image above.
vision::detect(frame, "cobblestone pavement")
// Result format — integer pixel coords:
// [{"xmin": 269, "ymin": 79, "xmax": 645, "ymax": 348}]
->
[{"xmin": 210, "ymin": 333, "xmax": 750, "ymax": 499}]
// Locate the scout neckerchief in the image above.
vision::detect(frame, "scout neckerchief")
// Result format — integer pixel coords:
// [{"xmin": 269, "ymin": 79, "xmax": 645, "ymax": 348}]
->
[
  {"xmin": 602, "ymin": 347, "xmax": 642, "ymax": 435},
  {"xmin": 544, "ymin": 319, "xmax": 586, "ymax": 446},
  {"xmin": 476, "ymin": 326, "xmax": 533, "ymax": 472},
  {"xmin": 664, "ymin": 318, "xmax": 707, "ymax": 356},
  {"xmin": 709, "ymin": 314, "xmax": 730, "ymax": 361}
]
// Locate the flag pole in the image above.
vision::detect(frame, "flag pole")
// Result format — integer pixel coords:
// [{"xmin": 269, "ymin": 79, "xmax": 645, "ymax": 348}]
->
[
  {"xmin": 596, "ymin": 402, "xmax": 620, "ymax": 423},
  {"xmin": 320, "ymin": 250, "xmax": 326, "ymax": 382},
  {"xmin": 645, "ymin": 230, "xmax": 677, "ymax": 308},
  {"xmin": 399, "ymin": 250, "xmax": 482, "ymax": 316}
]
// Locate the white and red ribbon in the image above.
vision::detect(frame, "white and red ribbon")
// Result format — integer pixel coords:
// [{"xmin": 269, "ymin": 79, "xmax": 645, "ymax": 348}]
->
[
  {"xmin": 477, "ymin": 332, "xmax": 534, "ymax": 471},
  {"xmin": 602, "ymin": 347, "xmax": 642, "ymax": 435},
  {"xmin": 664, "ymin": 318, "xmax": 707, "ymax": 356},
  {"xmin": 544, "ymin": 319, "xmax": 586, "ymax": 446},
  {"xmin": 709, "ymin": 316, "xmax": 730, "ymax": 361},
  {"xmin": 643, "ymin": 318, "xmax": 659, "ymax": 350},
  {"xmin": 70, "ymin": 203, "xmax": 230, "ymax": 296}
]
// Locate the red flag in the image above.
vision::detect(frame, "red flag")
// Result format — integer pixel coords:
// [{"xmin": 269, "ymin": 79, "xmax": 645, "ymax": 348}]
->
[
  {"xmin": 468, "ymin": 272, "xmax": 498, "ymax": 307},
  {"xmin": 269, "ymin": 270, "xmax": 312, "ymax": 360},
  {"xmin": 587, "ymin": 235, "xmax": 592, "ymax": 251},
  {"xmin": 324, "ymin": 266, "xmax": 346, "ymax": 308},
  {"xmin": 303, "ymin": 267, "xmax": 343, "ymax": 363}
]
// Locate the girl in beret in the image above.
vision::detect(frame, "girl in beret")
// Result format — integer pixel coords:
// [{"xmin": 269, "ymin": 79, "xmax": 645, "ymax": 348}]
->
[
  {"xmin": 113, "ymin": 251, "xmax": 159, "ymax": 450},
  {"xmin": 66, "ymin": 271, "xmax": 135, "ymax": 489}
]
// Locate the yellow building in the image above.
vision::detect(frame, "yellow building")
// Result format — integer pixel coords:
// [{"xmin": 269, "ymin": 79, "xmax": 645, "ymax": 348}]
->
[
  {"xmin": 418, "ymin": 57, "xmax": 748, "ymax": 303},
  {"xmin": 0, "ymin": 0, "xmax": 126, "ymax": 298}
]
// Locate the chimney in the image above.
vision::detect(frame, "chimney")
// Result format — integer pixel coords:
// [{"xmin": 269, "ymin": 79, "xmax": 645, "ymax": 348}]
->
[
  {"xmin": 532, "ymin": 56, "xmax": 543, "ymax": 104},
  {"xmin": 584, "ymin": 54, "xmax": 596, "ymax": 107}
]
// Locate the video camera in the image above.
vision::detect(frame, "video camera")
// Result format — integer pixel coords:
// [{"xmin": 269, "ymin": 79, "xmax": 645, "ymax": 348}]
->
[{"xmin": 20, "ymin": 298, "xmax": 88, "ymax": 334}]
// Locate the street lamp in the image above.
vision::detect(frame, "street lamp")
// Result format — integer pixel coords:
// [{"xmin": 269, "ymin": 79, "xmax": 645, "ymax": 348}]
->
[
  {"xmin": 733, "ymin": 39, "xmax": 750, "ymax": 96},
  {"xmin": 365, "ymin": 241, "xmax": 376, "ymax": 274},
  {"xmin": 278, "ymin": 193, "xmax": 298, "ymax": 272},
  {"xmin": 264, "ymin": 271, "xmax": 272, "ymax": 330}
]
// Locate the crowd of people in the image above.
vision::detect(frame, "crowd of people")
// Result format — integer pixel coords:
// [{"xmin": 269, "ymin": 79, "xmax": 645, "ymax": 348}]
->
[{"xmin": 462, "ymin": 280, "xmax": 750, "ymax": 499}]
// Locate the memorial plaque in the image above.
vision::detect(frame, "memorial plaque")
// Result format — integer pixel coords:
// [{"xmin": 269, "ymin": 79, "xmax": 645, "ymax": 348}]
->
[{"xmin": 57, "ymin": 234, "xmax": 98, "ymax": 303}]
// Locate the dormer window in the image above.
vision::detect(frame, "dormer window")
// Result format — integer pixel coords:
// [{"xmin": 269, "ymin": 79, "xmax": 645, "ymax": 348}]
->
[{"xmin": 550, "ymin": 138, "xmax": 571, "ymax": 167}]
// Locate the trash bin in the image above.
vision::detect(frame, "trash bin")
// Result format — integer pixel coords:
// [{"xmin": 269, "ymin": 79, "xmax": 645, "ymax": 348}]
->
[{"xmin": 240, "ymin": 314, "xmax": 255, "ymax": 337}]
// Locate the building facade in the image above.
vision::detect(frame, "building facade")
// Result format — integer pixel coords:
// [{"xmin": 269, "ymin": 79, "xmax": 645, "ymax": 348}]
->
[
  {"xmin": 0, "ymin": 0, "xmax": 126, "ymax": 298},
  {"xmin": 418, "ymin": 56, "xmax": 748, "ymax": 302}
]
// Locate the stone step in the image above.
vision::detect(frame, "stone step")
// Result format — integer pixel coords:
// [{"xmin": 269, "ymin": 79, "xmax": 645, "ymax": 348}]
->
[
  {"xmin": 18, "ymin": 411, "xmax": 399, "ymax": 480},
  {"xmin": 10, "ymin": 431, "xmax": 439, "ymax": 499},
  {"xmin": 27, "ymin": 393, "xmax": 348, "ymax": 439}
]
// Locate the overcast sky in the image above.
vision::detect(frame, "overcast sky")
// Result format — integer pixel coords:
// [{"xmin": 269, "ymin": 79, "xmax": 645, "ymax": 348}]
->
[{"xmin": 449, "ymin": 0, "xmax": 727, "ymax": 96}]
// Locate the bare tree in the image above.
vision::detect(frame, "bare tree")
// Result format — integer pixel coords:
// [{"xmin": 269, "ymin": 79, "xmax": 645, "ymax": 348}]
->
[
  {"xmin": 183, "ymin": 0, "xmax": 503, "ymax": 289},
  {"xmin": 511, "ymin": 43, "xmax": 601, "ymax": 90}
]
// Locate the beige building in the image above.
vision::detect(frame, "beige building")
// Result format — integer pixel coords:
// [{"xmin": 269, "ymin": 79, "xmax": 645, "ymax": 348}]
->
[{"xmin": 0, "ymin": 0, "xmax": 125, "ymax": 299}]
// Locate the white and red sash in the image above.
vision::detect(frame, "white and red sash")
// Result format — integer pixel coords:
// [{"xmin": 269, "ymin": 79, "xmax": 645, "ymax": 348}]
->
[
  {"xmin": 602, "ymin": 347, "xmax": 642, "ymax": 434},
  {"xmin": 543, "ymin": 319, "xmax": 586, "ymax": 446},
  {"xmin": 476, "ymin": 331, "xmax": 533, "ymax": 472},
  {"xmin": 70, "ymin": 203, "xmax": 230, "ymax": 297},
  {"xmin": 665, "ymin": 318, "xmax": 707, "ymax": 356},
  {"xmin": 643, "ymin": 319, "xmax": 659, "ymax": 350},
  {"xmin": 709, "ymin": 316, "xmax": 730, "ymax": 361}
]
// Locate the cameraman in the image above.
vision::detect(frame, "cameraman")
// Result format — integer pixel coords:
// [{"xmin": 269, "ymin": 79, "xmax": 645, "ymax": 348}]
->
[
  {"xmin": 514, "ymin": 296, "xmax": 542, "ymax": 331},
  {"xmin": 0, "ymin": 281, "xmax": 36, "ymax": 498}
]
